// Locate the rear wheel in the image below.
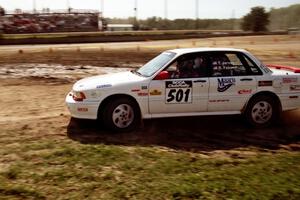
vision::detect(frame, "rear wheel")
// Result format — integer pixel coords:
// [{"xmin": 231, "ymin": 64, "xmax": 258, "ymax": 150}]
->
[
  {"xmin": 102, "ymin": 98, "xmax": 140, "ymax": 132},
  {"xmin": 245, "ymin": 95, "xmax": 279, "ymax": 127}
]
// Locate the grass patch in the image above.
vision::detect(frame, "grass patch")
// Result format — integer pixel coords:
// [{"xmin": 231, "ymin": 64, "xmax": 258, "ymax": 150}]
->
[
  {"xmin": 0, "ymin": 185, "xmax": 45, "ymax": 199},
  {"xmin": 1, "ymin": 139, "xmax": 299, "ymax": 199},
  {"xmin": 1, "ymin": 121, "xmax": 300, "ymax": 199},
  {"xmin": 1, "ymin": 165, "xmax": 22, "ymax": 180}
]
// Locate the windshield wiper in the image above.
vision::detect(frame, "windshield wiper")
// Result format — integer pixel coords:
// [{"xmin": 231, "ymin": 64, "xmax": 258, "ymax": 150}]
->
[{"xmin": 131, "ymin": 70, "xmax": 144, "ymax": 77}]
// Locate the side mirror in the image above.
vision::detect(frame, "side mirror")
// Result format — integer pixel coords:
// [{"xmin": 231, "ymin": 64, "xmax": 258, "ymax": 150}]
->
[{"xmin": 154, "ymin": 71, "xmax": 169, "ymax": 80}]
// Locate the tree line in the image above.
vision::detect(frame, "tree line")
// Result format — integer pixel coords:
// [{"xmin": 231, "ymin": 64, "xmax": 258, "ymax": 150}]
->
[
  {"xmin": 107, "ymin": 17, "xmax": 240, "ymax": 31},
  {"xmin": 269, "ymin": 4, "xmax": 300, "ymax": 30},
  {"xmin": 107, "ymin": 4, "xmax": 300, "ymax": 32}
]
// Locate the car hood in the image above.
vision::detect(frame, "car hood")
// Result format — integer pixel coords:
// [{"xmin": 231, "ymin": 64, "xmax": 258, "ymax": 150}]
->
[{"xmin": 73, "ymin": 71, "xmax": 146, "ymax": 91}]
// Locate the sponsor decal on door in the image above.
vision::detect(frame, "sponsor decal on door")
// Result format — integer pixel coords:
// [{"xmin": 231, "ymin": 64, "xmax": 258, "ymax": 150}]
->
[
  {"xmin": 238, "ymin": 89, "xmax": 252, "ymax": 95},
  {"xmin": 150, "ymin": 89, "xmax": 162, "ymax": 96},
  {"xmin": 258, "ymin": 81, "xmax": 273, "ymax": 87},
  {"xmin": 217, "ymin": 78, "xmax": 236, "ymax": 92},
  {"xmin": 290, "ymin": 85, "xmax": 300, "ymax": 91},
  {"xmin": 283, "ymin": 78, "xmax": 297, "ymax": 84}
]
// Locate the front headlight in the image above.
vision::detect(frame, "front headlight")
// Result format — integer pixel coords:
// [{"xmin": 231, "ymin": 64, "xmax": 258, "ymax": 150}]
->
[{"xmin": 72, "ymin": 91, "xmax": 86, "ymax": 102}]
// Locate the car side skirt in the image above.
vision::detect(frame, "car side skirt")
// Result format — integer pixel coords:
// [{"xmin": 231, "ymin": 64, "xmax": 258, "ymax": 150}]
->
[{"xmin": 143, "ymin": 111, "xmax": 241, "ymax": 119}]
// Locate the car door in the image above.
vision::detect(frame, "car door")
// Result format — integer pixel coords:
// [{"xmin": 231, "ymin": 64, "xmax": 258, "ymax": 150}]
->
[
  {"xmin": 208, "ymin": 52, "xmax": 261, "ymax": 112},
  {"xmin": 148, "ymin": 53, "xmax": 209, "ymax": 114}
]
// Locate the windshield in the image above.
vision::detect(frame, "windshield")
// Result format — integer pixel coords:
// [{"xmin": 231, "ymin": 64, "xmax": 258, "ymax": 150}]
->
[{"xmin": 137, "ymin": 51, "xmax": 176, "ymax": 77}]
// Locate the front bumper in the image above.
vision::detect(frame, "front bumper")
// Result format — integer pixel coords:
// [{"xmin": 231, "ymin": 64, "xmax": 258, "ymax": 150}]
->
[{"xmin": 65, "ymin": 92, "xmax": 100, "ymax": 119}]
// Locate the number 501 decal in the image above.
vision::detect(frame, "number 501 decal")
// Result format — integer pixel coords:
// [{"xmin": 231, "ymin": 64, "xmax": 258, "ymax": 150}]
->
[{"xmin": 165, "ymin": 81, "xmax": 192, "ymax": 104}]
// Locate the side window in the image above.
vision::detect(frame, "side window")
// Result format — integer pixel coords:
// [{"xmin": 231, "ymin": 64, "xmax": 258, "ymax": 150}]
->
[
  {"xmin": 242, "ymin": 55, "xmax": 263, "ymax": 75},
  {"xmin": 226, "ymin": 53, "xmax": 247, "ymax": 76},
  {"xmin": 210, "ymin": 53, "xmax": 249, "ymax": 77},
  {"xmin": 165, "ymin": 53, "xmax": 208, "ymax": 79},
  {"xmin": 166, "ymin": 61, "xmax": 178, "ymax": 76}
]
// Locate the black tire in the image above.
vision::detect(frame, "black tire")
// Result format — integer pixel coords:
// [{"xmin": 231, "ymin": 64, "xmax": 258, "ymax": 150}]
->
[
  {"xmin": 245, "ymin": 95, "xmax": 279, "ymax": 127},
  {"xmin": 102, "ymin": 98, "xmax": 140, "ymax": 132}
]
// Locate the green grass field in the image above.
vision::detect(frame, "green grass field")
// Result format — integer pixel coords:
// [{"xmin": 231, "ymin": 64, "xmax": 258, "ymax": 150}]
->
[{"xmin": 1, "ymin": 122, "xmax": 300, "ymax": 200}]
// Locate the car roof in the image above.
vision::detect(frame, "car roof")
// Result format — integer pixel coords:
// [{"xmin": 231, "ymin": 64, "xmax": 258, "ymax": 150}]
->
[{"xmin": 168, "ymin": 48, "xmax": 248, "ymax": 55}]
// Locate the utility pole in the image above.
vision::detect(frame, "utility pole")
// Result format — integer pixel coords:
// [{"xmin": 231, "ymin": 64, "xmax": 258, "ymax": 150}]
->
[
  {"xmin": 231, "ymin": 9, "xmax": 235, "ymax": 30},
  {"xmin": 134, "ymin": 0, "xmax": 138, "ymax": 30},
  {"xmin": 164, "ymin": 0, "xmax": 168, "ymax": 19},
  {"xmin": 195, "ymin": 0, "xmax": 199, "ymax": 29},
  {"xmin": 134, "ymin": 0, "xmax": 138, "ymax": 20},
  {"xmin": 101, "ymin": 0, "xmax": 104, "ymax": 15},
  {"xmin": 66, "ymin": 0, "xmax": 70, "ymax": 12},
  {"xmin": 163, "ymin": 0, "xmax": 168, "ymax": 29},
  {"xmin": 33, "ymin": 0, "xmax": 36, "ymax": 13}
]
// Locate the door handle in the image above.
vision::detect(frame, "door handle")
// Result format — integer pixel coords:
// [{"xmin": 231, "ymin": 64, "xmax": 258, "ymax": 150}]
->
[
  {"xmin": 194, "ymin": 80, "xmax": 207, "ymax": 83},
  {"xmin": 240, "ymin": 78, "xmax": 253, "ymax": 81}
]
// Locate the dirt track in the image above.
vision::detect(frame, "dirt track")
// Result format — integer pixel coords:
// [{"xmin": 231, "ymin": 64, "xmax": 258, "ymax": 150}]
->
[{"xmin": 0, "ymin": 35, "xmax": 300, "ymax": 154}]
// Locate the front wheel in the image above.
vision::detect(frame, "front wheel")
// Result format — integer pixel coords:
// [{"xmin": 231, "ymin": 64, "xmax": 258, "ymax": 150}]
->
[
  {"xmin": 245, "ymin": 95, "xmax": 279, "ymax": 127},
  {"xmin": 102, "ymin": 98, "xmax": 140, "ymax": 132}
]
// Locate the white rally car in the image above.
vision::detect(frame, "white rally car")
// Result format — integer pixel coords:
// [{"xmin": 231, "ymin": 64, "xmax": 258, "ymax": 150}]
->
[{"xmin": 66, "ymin": 48, "xmax": 300, "ymax": 131}]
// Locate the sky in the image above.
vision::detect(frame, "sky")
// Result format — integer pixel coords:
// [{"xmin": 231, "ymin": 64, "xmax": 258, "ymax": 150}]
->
[{"xmin": 0, "ymin": 0, "xmax": 299, "ymax": 19}]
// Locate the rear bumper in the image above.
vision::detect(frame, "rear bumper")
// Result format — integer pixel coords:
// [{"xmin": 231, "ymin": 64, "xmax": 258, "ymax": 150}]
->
[{"xmin": 65, "ymin": 93, "xmax": 99, "ymax": 119}]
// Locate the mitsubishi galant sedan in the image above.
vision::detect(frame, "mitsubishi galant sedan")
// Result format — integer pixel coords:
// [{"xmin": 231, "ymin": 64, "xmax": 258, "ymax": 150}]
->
[{"xmin": 66, "ymin": 48, "xmax": 300, "ymax": 131}]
